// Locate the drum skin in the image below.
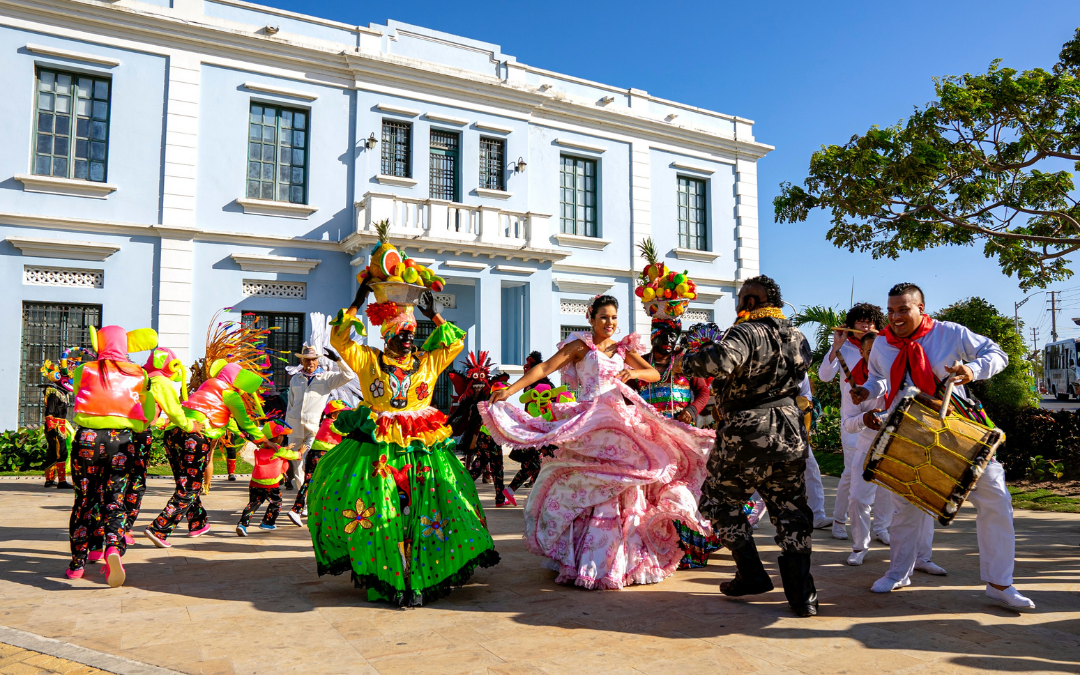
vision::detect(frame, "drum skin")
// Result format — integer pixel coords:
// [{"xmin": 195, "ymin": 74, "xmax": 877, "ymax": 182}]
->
[{"xmin": 863, "ymin": 396, "xmax": 1004, "ymax": 526}]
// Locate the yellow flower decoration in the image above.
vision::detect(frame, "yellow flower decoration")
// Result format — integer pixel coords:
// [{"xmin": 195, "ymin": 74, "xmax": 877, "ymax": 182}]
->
[{"xmin": 342, "ymin": 498, "xmax": 377, "ymax": 534}]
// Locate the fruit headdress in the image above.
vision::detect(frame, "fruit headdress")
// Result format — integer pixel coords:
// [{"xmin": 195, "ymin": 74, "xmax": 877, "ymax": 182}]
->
[
  {"xmin": 634, "ymin": 238, "xmax": 698, "ymax": 323},
  {"xmin": 358, "ymin": 220, "xmax": 449, "ymax": 336}
]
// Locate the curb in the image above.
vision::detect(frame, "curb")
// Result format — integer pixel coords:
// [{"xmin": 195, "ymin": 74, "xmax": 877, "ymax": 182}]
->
[{"xmin": 0, "ymin": 625, "xmax": 185, "ymax": 675}]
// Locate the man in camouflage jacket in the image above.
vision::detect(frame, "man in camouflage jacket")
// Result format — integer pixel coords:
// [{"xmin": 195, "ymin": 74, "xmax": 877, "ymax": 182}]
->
[{"xmin": 678, "ymin": 274, "xmax": 819, "ymax": 617}]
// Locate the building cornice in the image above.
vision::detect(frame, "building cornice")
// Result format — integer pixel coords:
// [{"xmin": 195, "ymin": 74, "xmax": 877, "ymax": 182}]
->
[
  {"xmin": 340, "ymin": 231, "xmax": 567, "ymax": 263},
  {"xmin": 6, "ymin": 235, "xmax": 119, "ymax": 261},
  {"xmin": 230, "ymin": 253, "xmax": 321, "ymax": 274}
]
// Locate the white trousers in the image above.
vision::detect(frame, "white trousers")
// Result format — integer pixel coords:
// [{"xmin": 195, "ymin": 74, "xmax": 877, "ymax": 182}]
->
[
  {"xmin": 804, "ymin": 450, "xmax": 826, "ymax": 520},
  {"xmin": 884, "ymin": 460, "xmax": 1014, "ymax": 586},
  {"xmin": 834, "ymin": 443, "xmax": 893, "ymax": 535},
  {"xmin": 848, "ymin": 448, "xmax": 890, "ymax": 550}
]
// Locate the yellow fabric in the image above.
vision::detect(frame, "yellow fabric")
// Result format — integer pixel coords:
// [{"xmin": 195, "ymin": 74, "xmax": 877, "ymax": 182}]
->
[
  {"xmin": 735, "ymin": 306, "xmax": 787, "ymax": 324},
  {"xmin": 331, "ymin": 310, "xmax": 463, "ymax": 446},
  {"xmin": 126, "ymin": 328, "xmax": 159, "ymax": 353},
  {"xmin": 146, "ymin": 375, "xmax": 194, "ymax": 433},
  {"xmin": 378, "ymin": 421, "xmax": 453, "ymax": 448}
]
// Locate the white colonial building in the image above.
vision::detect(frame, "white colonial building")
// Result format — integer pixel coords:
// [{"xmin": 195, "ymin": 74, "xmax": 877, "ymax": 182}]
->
[{"xmin": 0, "ymin": 0, "xmax": 771, "ymax": 427}]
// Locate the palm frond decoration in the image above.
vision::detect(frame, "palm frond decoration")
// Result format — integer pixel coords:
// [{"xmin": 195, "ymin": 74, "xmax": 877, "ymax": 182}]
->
[
  {"xmin": 793, "ymin": 305, "xmax": 848, "ymax": 364},
  {"xmin": 374, "ymin": 218, "xmax": 392, "ymax": 244},
  {"xmin": 636, "ymin": 237, "xmax": 660, "ymax": 266}
]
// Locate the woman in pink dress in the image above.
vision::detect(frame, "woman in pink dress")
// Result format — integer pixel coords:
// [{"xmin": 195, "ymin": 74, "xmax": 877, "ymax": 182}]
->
[{"xmin": 480, "ymin": 295, "xmax": 715, "ymax": 589}]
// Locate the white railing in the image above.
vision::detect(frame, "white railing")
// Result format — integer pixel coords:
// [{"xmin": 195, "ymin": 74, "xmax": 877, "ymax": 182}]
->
[{"xmin": 357, "ymin": 191, "xmax": 548, "ymax": 249}]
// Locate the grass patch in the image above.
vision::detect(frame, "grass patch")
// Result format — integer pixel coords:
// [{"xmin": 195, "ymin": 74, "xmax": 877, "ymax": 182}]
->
[
  {"xmin": 1008, "ymin": 486, "xmax": 1080, "ymax": 514},
  {"xmin": 813, "ymin": 450, "xmax": 844, "ymax": 478},
  {"xmin": 147, "ymin": 457, "xmax": 254, "ymax": 476}
]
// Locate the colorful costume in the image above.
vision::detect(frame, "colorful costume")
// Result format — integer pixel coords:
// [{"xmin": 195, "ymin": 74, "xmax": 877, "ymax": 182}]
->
[
  {"xmin": 42, "ymin": 386, "xmax": 74, "ymax": 488},
  {"xmin": 67, "ymin": 325, "xmax": 157, "ymax": 585},
  {"xmin": 146, "ymin": 360, "xmax": 267, "ymax": 545},
  {"xmin": 238, "ymin": 421, "xmax": 299, "ymax": 532},
  {"xmin": 447, "ymin": 352, "xmax": 511, "ymax": 504},
  {"xmin": 289, "ymin": 399, "xmax": 350, "ymax": 518},
  {"xmin": 479, "ymin": 330, "xmax": 714, "ymax": 589},
  {"xmin": 308, "ymin": 287, "xmax": 498, "ymax": 605},
  {"xmin": 504, "ymin": 351, "xmax": 556, "ymax": 497}
]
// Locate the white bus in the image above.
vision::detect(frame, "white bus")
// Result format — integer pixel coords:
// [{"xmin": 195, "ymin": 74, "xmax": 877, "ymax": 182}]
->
[{"xmin": 1044, "ymin": 338, "xmax": 1080, "ymax": 400}]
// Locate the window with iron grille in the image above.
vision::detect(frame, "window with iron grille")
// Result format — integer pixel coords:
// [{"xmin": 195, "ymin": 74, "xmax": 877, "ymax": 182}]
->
[
  {"xmin": 247, "ymin": 103, "xmax": 309, "ymax": 203},
  {"xmin": 479, "ymin": 137, "xmax": 505, "ymax": 191},
  {"xmin": 240, "ymin": 312, "xmax": 305, "ymax": 391},
  {"xmin": 416, "ymin": 320, "xmax": 454, "ymax": 411},
  {"xmin": 560, "ymin": 325, "xmax": 590, "ymax": 341},
  {"xmin": 429, "ymin": 129, "xmax": 460, "ymax": 201},
  {"xmin": 33, "ymin": 68, "xmax": 111, "ymax": 182},
  {"xmin": 677, "ymin": 176, "xmax": 708, "ymax": 250},
  {"xmin": 381, "ymin": 120, "xmax": 411, "ymax": 178},
  {"xmin": 559, "ymin": 155, "xmax": 597, "ymax": 237},
  {"xmin": 19, "ymin": 302, "xmax": 101, "ymax": 426}
]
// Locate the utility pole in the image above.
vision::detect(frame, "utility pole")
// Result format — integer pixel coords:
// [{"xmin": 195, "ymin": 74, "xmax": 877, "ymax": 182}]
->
[
  {"xmin": 1032, "ymin": 326, "xmax": 1039, "ymax": 353},
  {"xmin": 1015, "ymin": 294, "xmax": 1035, "ymax": 334},
  {"xmin": 1049, "ymin": 291, "xmax": 1060, "ymax": 342}
]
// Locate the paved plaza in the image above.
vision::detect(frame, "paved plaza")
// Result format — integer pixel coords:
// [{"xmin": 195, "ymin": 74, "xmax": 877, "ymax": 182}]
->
[{"xmin": 0, "ymin": 474, "xmax": 1078, "ymax": 675}]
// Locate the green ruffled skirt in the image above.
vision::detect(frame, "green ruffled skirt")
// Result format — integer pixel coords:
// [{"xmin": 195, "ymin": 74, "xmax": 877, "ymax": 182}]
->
[{"xmin": 308, "ymin": 433, "xmax": 499, "ymax": 606}]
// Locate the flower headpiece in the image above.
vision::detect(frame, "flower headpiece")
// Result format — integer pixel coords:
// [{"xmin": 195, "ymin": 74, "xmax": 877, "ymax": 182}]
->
[
  {"xmin": 365, "ymin": 301, "xmax": 418, "ymax": 338},
  {"xmin": 634, "ymin": 238, "xmax": 697, "ymax": 320},
  {"xmin": 584, "ymin": 294, "xmax": 605, "ymax": 321},
  {"xmin": 40, "ymin": 347, "xmax": 91, "ymax": 392},
  {"xmin": 650, "ymin": 317, "xmax": 682, "ymax": 339}
]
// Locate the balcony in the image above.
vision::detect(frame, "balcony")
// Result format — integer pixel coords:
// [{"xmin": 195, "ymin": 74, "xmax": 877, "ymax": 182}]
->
[{"xmin": 343, "ymin": 191, "xmax": 566, "ymax": 262}]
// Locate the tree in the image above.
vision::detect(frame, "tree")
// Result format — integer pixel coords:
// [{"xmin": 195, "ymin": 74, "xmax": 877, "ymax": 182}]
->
[
  {"xmin": 933, "ymin": 297, "xmax": 1039, "ymax": 412},
  {"xmin": 793, "ymin": 305, "xmax": 847, "ymax": 364},
  {"xmin": 775, "ymin": 29, "xmax": 1080, "ymax": 291}
]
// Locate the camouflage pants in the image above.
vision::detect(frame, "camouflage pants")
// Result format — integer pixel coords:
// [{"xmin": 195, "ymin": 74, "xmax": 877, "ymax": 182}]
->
[{"xmin": 700, "ymin": 452, "xmax": 813, "ymax": 555}]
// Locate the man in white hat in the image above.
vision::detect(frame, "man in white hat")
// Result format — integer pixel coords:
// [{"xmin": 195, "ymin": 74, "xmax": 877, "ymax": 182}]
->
[{"xmin": 283, "ymin": 346, "xmax": 355, "ymax": 488}]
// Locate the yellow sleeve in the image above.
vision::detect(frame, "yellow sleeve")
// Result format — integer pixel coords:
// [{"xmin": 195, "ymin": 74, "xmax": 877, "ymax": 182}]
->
[
  {"xmin": 149, "ymin": 376, "xmax": 194, "ymax": 433},
  {"xmin": 421, "ymin": 337, "xmax": 465, "ymax": 376},
  {"xmin": 330, "ymin": 310, "xmax": 377, "ymax": 377}
]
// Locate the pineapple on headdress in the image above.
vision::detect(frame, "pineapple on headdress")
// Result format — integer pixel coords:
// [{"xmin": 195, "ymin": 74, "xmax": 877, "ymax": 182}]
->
[{"xmin": 634, "ymin": 238, "xmax": 698, "ymax": 321}]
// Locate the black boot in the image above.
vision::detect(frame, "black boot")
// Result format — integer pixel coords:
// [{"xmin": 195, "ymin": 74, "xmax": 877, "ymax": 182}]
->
[
  {"xmin": 777, "ymin": 552, "xmax": 818, "ymax": 617},
  {"xmin": 720, "ymin": 538, "xmax": 774, "ymax": 597}
]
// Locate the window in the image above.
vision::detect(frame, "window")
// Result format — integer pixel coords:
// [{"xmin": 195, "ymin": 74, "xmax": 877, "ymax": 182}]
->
[
  {"xmin": 501, "ymin": 285, "xmax": 528, "ymax": 365},
  {"xmin": 560, "ymin": 155, "xmax": 597, "ymax": 237},
  {"xmin": 19, "ymin": 302, "xmax": 101, "ymax": 426},
  {"xmin": 479, "ymin": 137, "xmax": 505, "ymax": 191},
  {"xmin": 381, "ymin": 120, "xmax": 411, "ymax": 178},
  {"xmin": 560, "ymin": 325, "xmax": 590, "ymax": 341},
  {"xmin": 240, "ymin": 312, "xmax": 304, "ymax": 391},
  {"xmin": 416, "ymin": 320, "xmax": 453, "ymax": 411},
  {"xmin": 247, "ymin": 103, "xmax": 309, "ymax": 204},
  {"xmin": 429, "ymin": 129, "xmax": 460, "ymax": 201},
  {"xmin": 33, "ymin": 68, "xmax": 111, "ymax": 182},
  {"xmin": 678, "ymin": 176, "xmax": 708, "ymax": 250}
]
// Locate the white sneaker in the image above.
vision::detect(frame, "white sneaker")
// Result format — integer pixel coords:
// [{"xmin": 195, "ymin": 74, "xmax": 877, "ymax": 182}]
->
[
  {"xmin": 846, "ymin": 550, "xmax": 867, "ymax": 566},
  {"xmin": 813, "ymin": 516, "xmax": 833, "ymax": 530},
  {"xmin": 875, "ymin": 530, "xmax": 891, "ymax": 545},
  {"xmin": 914, "ymin": 560, "xmax": 947, "ymax": 576},
  {"xmin": 287, "ymin": 511, "xmax": 303, "ymax": 527},
  {"xmin": 871, "ymin": 576, "xmax": 911, "ymax": 593},
  {"xmin": 301, "ymin": 507, "xmax": 308, "ymax": 517},
  {"xmin": 986, "ymin": 584, "xmax": 1035, "ymax": 611},
  {"xmin": 831, "ymin": 523, "xmax": 849, "ymax": 540}
]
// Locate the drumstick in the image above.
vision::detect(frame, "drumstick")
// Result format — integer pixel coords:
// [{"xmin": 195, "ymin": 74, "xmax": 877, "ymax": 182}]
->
[
  {"xmin": 835, "ymin": 350, "xmax": 855, "ymax": 384},
  {"xmin": 939, "ymin": 359, "xmax": 962, "ymax": 421}
]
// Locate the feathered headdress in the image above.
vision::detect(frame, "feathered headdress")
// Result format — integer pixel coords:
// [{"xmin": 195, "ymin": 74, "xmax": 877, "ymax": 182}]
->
[{"xmin": 465, "ymin": 350, "xmax": 494, "ymax": 379}]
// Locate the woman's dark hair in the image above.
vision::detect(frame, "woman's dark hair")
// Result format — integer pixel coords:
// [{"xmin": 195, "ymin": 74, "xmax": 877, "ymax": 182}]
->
[
  {"xmin": 888, "ymin": 282, "xmax": 924, "ymax": 304},
  {"xmin": 846, "ymin": 303, "xmax": 886, "ymax": 330},
  {"xmin": 586, "ymin": 294, "xmax": 619, "ymax": 320},
  {"xmin": 742, "ymin": 275, "xmax": 782, "ymax": 307}
]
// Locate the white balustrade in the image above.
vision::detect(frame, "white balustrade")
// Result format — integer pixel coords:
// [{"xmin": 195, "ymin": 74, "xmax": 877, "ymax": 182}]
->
[{"xmin": 358, "ymin": 192, "xmax": 544, "ymax": 249}]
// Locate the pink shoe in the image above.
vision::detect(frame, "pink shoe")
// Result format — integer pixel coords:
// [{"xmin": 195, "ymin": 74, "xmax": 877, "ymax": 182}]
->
[
  {"xmin": 188, "ymin": 524, "xmax": 211, "ymax": 538},
  {"xmin": 65, "ymin": 567, "xmax": 84, "ymax": 580},
  {"xmin": 104, "ymin": 547, "xmax": 125, "ymax": 588},
  {"xmin": 124, "ymin": 532, "xmax": 135, "ymax": 546},
  {"xmin": 144, "ymin": 528, "xmax": 171, "ymax": 549},
  {"xmin": 87, "ymin": 550, "xmax": 104, "ymax": 563},
  {"xmin": 501, "ymin": 488, "xmax": 518, "ymax": 506}
]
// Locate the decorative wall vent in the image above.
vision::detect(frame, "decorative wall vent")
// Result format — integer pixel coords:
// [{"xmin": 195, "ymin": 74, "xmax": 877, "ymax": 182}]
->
[
  {"xmin": 431, "ymin": 293, "xmax": 456, "ymax": 309},
  {"xmin": 683, "ymin": 309, "xmax": 714, "ymax": 323},
  {"xmin": 24, "ymin": 266, "xmax": 104, "ymax": 288},
  {"xmin": 560, "ymin": 300, "xmax": 588, "ymax": 316},
  {"xmin": 242, "ymin": 280, "xmax": 306, "ymax": 299}
]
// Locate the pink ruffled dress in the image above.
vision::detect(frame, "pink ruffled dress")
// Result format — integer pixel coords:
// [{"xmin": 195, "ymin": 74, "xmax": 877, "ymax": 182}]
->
[{"xmin": 478, "ymin": 331, "xmax": 716, "ymax": 589}]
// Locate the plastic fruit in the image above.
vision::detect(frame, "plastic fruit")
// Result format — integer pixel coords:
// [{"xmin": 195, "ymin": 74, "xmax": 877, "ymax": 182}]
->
[
  {"xmin": 675, "ymin": 282, "xmax": 689, "ymax": 296},
  {"xmin": 642, "ymin": 287, "xmax": 655, "ymax": 302},
  {"xmin": 431, "ymin": 280, "xmax": 444, "ymax": 292},
  {"xmin": 387, "ymin": 275, "xmax": 403, "ymax": 283},
  {"xmin": 401, "ymin": 268, "xmax": 420, "ymax": 284},
  {"xmin": 635, "ymin": 286, "xmax": 645, "ymax": 298}
]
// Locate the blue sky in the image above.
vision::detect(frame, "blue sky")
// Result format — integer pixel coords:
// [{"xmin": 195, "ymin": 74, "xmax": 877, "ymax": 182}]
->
[{"xmin": 262, "ymin": 0, "xmax": 1080, "ymax": 347}]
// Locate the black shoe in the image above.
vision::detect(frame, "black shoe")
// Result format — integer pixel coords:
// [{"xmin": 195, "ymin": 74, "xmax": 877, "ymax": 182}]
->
[
  {"xmin": 720, "ymin": 539, "xmax": 775, "ymax": 597},
  {"xmin": 43, "ymin": 479, "xmax": 57, "ymax": 488},
  {"xmin": 56, "ymin": 481, "xmax": 73, "ymax": 490},
  {"xmin": 284, "ymin": 480, "xmax": 295, "ymax": 490},
  {"xmin": 777, "ymin": 553, "xmax": 819, "ymax": 617},
  {"xmin": 228, "ymin": 474, "xmax": 237, "ymax": 482}
]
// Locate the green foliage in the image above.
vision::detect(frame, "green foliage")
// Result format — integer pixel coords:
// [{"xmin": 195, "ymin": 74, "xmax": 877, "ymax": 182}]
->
[
  {"xmin": 775, "ymin": 29, "xmax": 1080, "ymax": 291},
  {"xmin": 812, "ymin": 449, "xmax": 845, "ymax": 478},
  {"xmin": 794, "ymin": 305, "xmax": 848, "ymax": 364},
  {"xmin": 1009, "ymin": 487, "xmax": 1080, "ymax": 513},
  {"xmin": 0, "ymin": 428, "xmax": 48, "ymax": 472},
  {"xmin": 933, "ymin": 297, "xmax": 1039, "ymax": 411},
  {"xmin": 1027, "ymin": 455, "xmax": 1065, "ymax": 481},
  {"xmin": 809, "ymin": 405, "xmax": 842, "ymax": 452}
]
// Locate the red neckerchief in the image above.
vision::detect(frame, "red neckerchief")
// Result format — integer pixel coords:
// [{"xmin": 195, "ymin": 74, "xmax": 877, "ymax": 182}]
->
[
  {"xmin": 846, "ymin": 335, "xmax": 861, "ymax": 348},
  {"xmin": 881, "ymin": 315, "xmax": 936, "ymax": 407},
  {"xmin": 850, "ymin": 358, "xmax": 869, "ymax": 386}
]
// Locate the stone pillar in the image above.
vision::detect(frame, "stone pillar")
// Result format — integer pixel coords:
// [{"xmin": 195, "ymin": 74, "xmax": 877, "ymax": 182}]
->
[
  {"xmin": 629, "ymin": 140, "xmax": 652, "ymax": 336},
  {"xmin": 734, "ymin": 156, "xmax": 760, "ymax": 283}
]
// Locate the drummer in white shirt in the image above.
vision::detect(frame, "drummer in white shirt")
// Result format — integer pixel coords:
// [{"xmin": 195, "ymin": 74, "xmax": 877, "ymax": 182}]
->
[
  {"xmin": 852, "ymin": 282, "xmax": 1035, "ymax": 611},
  {"xmin": 818, "ymin": 304, "xmax": 893, "ymax": 543}
]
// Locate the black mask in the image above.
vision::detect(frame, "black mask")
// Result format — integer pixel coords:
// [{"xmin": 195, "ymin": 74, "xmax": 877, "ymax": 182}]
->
[{"xmin": 386, "ymin": 329, "xmax": 415, "ymax": 357}]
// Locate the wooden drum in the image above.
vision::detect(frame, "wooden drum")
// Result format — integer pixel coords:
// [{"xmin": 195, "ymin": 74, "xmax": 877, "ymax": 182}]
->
[{"xmin": 862, "ymin": 395, "xmax": 1004, "ymax": 526}]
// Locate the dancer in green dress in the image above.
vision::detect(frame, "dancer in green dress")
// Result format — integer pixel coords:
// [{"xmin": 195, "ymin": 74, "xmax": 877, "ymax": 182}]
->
[{"xmin": 308, "ymin": 278, "xmax": 499, "ymax": 605}]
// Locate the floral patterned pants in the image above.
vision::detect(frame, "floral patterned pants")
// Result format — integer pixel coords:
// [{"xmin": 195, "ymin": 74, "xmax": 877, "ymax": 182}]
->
[
  {"xmin": 149, "ymin": 431, "xmax": 209, "ymax": 538},
  {"xmin": 291, "ymin": 449, "xmax": 326, "ymax": 513},
  {"xmin": 68, "ymin": 427, "xmax": 136, "ymax": 569},
  {"xmin": 507, "ymin": 446, "xmax": 553, "ymax": 492},
  {"xmin": 468, "ymin": 434, "xmax": 505, "ymax": 504},
  {"xmin": 240, "ymin": 485, "xmax": 282, "ymax": 526}
]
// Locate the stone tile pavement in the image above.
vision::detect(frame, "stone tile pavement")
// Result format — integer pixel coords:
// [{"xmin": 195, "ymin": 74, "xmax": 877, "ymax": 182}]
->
[{"xmin": 0, "ymin": 474, "xmax": 1078, "ymax": 675}]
